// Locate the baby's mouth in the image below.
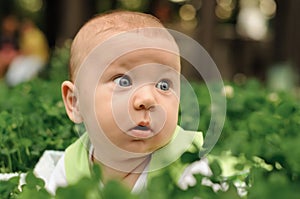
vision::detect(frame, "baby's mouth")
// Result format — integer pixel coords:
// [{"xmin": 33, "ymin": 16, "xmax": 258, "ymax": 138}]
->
[{"xmin": 128, "ymin": 124, "xmax": 154, "ymax": 139}]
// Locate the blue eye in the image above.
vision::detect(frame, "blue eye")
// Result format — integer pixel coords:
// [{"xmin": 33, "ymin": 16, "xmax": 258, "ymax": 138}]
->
[
  {"xmin": 156, "ymin": 80, "xmax": 170, "ymax": 91},
  {"xmin": 114, "ymin": 75, "xmax": 132, "ymax": 87}
]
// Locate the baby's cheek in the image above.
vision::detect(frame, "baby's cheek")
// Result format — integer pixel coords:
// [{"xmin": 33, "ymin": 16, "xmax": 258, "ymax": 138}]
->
[
  {"xmin": 163, "ymin": 120, "xmax": 177, "ymax": 143},
  {"xmin": 168, "ymin": 101, "xmax": 179, "ymax": 123}
]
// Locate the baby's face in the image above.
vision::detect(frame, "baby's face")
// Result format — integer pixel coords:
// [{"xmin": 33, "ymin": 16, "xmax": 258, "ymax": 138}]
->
[{"xmin": 95, "ymin": 49, "xmax": 180, "ymax": 153}]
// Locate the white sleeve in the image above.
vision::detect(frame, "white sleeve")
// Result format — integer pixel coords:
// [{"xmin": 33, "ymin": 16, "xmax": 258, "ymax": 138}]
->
[{"xmin": 46, "ymin": 154, "xmax": 68, "ymax": 195}]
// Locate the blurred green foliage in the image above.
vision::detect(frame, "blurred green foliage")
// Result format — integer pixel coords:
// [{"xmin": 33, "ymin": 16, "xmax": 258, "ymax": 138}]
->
[{"xmin": 0, "ymin": 41, "xmax": 75, "ymax": 172}]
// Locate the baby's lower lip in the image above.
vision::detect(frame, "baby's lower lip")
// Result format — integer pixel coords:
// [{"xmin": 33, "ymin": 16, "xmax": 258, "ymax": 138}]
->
[{"xmin": 128, "ymin": 127, "xmax": 154, "ymax": 139}]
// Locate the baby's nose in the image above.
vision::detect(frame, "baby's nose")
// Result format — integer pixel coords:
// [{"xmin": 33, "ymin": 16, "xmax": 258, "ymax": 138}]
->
[{"xmin": 132, "ymin": 85, "xmax": 157, "ymax": 110}]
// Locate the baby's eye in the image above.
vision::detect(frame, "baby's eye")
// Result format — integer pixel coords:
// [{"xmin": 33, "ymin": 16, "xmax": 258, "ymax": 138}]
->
[
  {"xmin": 156, "ymin": 80, "xmax": 170, "ymax": 91},
  {"xmin": 114, "ymin": 75, "xmax": 132, "ymax": 87}
]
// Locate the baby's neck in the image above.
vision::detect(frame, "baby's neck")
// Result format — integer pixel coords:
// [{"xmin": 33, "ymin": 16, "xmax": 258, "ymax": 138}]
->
[{"xmin": 94, "ymin": 156, "xmax": 150, "ymax": 189}]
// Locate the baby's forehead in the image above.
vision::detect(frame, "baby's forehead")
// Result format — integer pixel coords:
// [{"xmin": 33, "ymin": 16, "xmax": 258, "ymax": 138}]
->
[
  {"xmin": 84, "ymin": 43, "xmax": 181, "ymax": 80},
  {"xmin": 101, "ymin": 49, "xmax": 181, "ymax": 85},
  {"xmin": 108, "ymin": 48, "xmax": 181, "ymax": 71}
]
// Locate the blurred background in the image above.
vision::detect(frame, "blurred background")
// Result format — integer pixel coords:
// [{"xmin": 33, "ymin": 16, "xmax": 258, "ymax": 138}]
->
[
  {"xmin": 0, "ymin": 0, "xmax": 299, "ymax": 85},
  {"xmin": 1, "ymin": 2, "xmax": 300, "ymax": 196}
]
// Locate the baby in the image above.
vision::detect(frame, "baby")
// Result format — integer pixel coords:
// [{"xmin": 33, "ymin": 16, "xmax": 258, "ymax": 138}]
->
[{"xmin": 47, "ymin": 10, "xmax": 203, "ymax": 194}]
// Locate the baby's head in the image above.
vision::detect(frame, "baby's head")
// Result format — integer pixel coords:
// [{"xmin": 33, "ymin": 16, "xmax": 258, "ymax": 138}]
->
[
  {"xmin": 62, "ymin": 11, "xmax": 181, "ymax": 160},
  {"xmin": 69, "ymin": 10, "xmax": 177, "ymax": 81}
]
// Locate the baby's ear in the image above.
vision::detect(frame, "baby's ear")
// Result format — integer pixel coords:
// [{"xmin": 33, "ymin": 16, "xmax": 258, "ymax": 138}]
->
[{"xmin": 61, "ymin": 81, "xmax": 83, "ymax": 123}]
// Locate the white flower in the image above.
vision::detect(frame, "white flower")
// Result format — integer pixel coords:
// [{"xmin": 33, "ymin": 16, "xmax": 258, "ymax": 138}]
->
[{"xmin": 222, "ymin": 85, "xmax": 234, "ymax": 98}]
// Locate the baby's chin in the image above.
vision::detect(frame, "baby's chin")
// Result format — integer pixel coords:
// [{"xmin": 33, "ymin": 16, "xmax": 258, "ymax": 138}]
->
[{"xmin": 114, "ymin": 138, "xmax": 165, "ymax": 154}]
